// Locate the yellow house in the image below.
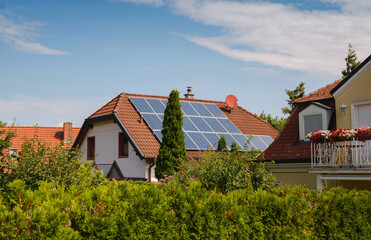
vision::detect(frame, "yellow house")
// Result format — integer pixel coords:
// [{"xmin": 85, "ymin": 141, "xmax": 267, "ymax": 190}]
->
[{"xmin": 265, "ymin": 54, "xmax": 371, "ymax": 190}]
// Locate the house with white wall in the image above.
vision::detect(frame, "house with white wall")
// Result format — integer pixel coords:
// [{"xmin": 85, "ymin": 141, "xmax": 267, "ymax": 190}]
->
[{"xmin": 73, "ymin": 90, "xmax": 278, "ymax": 182}]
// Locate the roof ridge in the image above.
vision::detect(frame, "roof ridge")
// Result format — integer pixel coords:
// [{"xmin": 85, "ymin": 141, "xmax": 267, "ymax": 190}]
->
[
  {"xmin": 89, "ymin": 93, "xmax": 121, "ymax": 118},
  {"xmin": 113, "ymin": 92, "xmax": 125, "ymax": 113},
  {"xmin": 125, "ymin": 92, "xmax": 227, "ymax": 104},
  {"xmin": 294, "ymin": 78, "xmax": 342, "ymax": 103}
]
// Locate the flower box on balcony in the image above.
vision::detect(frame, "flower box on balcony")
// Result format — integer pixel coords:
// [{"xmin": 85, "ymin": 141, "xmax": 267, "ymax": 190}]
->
[{"xmin": 307, "ymin": 127, "xmax": 371, "ymax": 143}]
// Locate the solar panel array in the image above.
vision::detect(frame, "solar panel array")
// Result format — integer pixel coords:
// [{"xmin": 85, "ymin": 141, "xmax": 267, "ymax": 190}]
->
[{"xmin": 130, "ymin": 97, "xmax": 274, "ymax": 151}]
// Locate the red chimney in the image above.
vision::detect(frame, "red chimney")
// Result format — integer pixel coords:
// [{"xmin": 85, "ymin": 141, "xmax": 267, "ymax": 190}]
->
[{"xmin": 63, "ymin": 122, "xmax": 73, "ymax": 143}]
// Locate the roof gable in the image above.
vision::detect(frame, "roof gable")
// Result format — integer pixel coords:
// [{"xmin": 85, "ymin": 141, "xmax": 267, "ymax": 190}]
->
[
  {"xmin": 294, "ymin": 79, "xmax": 342, "ymax": 103},
  {"xmin": 332, "ymin": 54, "xmax": 371, "ymax": 98}
]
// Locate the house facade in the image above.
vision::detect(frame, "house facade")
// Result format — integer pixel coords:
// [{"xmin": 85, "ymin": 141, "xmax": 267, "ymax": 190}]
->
[
  {"xmin": 73, "ymin": 91, "xmax": 278, "ymax": 182},
  {"xmin": 265, "ymin": 54, "xmax": 371, "ymax": 190}
]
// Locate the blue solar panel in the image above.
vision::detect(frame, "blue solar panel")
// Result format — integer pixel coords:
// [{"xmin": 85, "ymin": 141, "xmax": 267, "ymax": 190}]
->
[
  {"xmin": 189, "ymin": 116, "xmax": 213, "ymax": 132},
  {"xmin": 188, "ymin": 132, "xmax": 212, "ymax": 150},
  {"xmin": 259, "ymin": 135, "xmax": 274, "ymax": 146},
  {"xmin": 190, "ymin": 102, "xmax": 213, "ymax": 117},
  {"xmin": 154, "ymin": 130, "xmax": 162, "ymax": 141},
  {"xmin": 249, "ymin": 135, "xmax": 268, "ymax": 151},
  {"xmin": 142, "ymin": 114, "xmax": 162, "ymax": 130},
  {"xmin": 158, "ymin": 114, "xmax": 164, "ymax": 121},
  {"xmin": 146, "ymin": 98, "xmax": 166, "ymax": 113},
  {"xmin": 203, "ymin": 133, "xmax": 220, "ymax": 149},
  {"xmin": 204, "ymin": 118, "xmax": 227, "ymax": 133},
  {"xmin": 218, "ymin": 118, "xmax": 241, "ymax": 133},
  {"xmin": 180, "ymin": 101, "xmax": 199, "ymax": 116},
  {"xmin": 204, "ymin": 103, "xmax": 226, "ymax": 118},
  {"xmin": 184, "ymin": 132, "xmax": 198, "ymax": 149},
  {"xmin": 231, "ymin": 134, "xmax": 250, "ymax": 150},
  {"xmin": 183, "ymin": 116, "xmax": 198, "ymax": 131},
  {"xmin": 130, "ymin": 97, "xmax": 154, "ymax": 113},
  {"xmin": 220, "ymin": 134, "xmax": 236, "ymax": 150}
]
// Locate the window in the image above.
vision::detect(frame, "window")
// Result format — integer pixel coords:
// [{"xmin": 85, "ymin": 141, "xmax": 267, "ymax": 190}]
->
[
  {"xmin": 87, "ymin": 137, "xmax": 95, "ymax": 160},
  {"xmin": 304, "ymin": 114, "xmax": 323, "ymax": 136},
  {"xmin": 119, "ymin": 132, "xmax": 129, "ymax": 157},
  {"xmin": 9, "ymin": 148, "xmax": 18, "ymax": 158}
]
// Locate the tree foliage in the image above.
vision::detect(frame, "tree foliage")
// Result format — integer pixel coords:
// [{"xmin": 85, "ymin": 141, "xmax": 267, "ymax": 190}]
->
[
  {"xmin": 0, "ymin": 124, "xmax": 106, "ymax": 191},
  {"xmin": 258, "ymin": 111, "xmax": 286, "ymax": 132},
  {"xmin": 341, "ymin": 43, "xmax": 361, "ymax": 77},
  {"xmin": 217, "ymin": 135, "xmax": 227, "ymax": 152},
  {"xmin": 282, "ymin": 82, "xmax": 305, "ymax": 115},
  {"xmin": 155, "ymin": 90, "xmax": 187, "ymax": 180},
  {"xmin": 164, "ymin": 150, "xmax": 278, "ymax": 193}
]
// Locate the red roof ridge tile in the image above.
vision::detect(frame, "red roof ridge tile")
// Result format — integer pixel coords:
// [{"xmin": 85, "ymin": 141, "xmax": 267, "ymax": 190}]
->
[
  {"xmin": 113, "ymin": 92, "xmax": 125, "ymax": 113},
  {"xmin": 89, "ymin": 93, "xmax": 121, "ymax": 118},
  {"xmin": 125, "ymin": 92, "xmax": 228, "ymax": 104},
  {"xmin": 294, "ymin": 78, "xmax": 343, "ymax": 103}
]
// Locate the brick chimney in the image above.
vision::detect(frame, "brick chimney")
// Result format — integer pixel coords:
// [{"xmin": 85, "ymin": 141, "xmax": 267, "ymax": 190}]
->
[
  {"xmin": 63, "ymin": 122, "xmax": 73, "ymax": 143},
  {"xmin": 184, "ymin": 86, "xmax": 195, "ymax": 99}
]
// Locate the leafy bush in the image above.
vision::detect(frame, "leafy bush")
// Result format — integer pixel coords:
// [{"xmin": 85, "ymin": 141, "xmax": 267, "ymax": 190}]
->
[
  {"xmin": 0, "ymin": 180, "xmax": 370, "ymax": 239},
  {"xmin": 0, "ymin": 133, "xmax": 106, "ymax": 191},
  {"xmin": 164, "ymin": 150, "xmax": 278, "ymax": 193}
]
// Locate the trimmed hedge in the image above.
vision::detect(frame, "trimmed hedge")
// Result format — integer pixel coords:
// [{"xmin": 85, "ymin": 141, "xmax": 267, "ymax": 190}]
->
[{"xmin": 0, "ymin": 180, "xmax": 370, "ymax": 239}]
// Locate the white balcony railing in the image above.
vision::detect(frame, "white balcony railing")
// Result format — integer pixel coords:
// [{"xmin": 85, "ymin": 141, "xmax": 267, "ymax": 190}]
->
[{"xmin": 311, "ymin": 140, "xmax": 371, "ymax": 168}]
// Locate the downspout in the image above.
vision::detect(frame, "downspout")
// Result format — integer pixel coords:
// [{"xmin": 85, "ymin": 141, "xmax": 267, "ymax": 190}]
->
[{"xmin": 148, "ymin": 158, "xmax": 156, "ymax": 182}]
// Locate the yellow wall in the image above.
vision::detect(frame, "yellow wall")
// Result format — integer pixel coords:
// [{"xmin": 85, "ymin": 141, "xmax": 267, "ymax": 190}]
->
[
  {"xmin": 273, "ymin": 172, "xmax": 318, "ymax": 190},
  {"xmin": 335, "ymin": 66, "xmax": 371, "ymax": 129}
]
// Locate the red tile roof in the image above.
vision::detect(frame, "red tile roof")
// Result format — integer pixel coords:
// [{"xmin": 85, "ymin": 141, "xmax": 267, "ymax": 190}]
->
[
  {"xmin": 265, "ymin": 79, "xmax": 340, "ymax": 162},
  {"xmin": 2, "ymin": 126, "xmax": 80, "ymax": 151},
  {"xmin": 294, "ymin": 79, "xmax": 342, "ymax": 103},
  {"xmin": 86, "ymin": 92, "xmax": 278, "ymax": 159}
]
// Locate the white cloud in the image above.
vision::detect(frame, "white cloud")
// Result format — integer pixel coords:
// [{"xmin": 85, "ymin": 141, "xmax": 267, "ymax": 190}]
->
[
  {"xmin": 112, "ymin": 0, "xmax": 164, "ymax": 7},
  {"xmin": 164, "ymin": 0, "xmax": 371, "ymax": 76},
  {"xmin": 0, "ymin": 12, "xmax": 69, "ymax": 55},
  {"xmin": 0, "ymin": 95, "xmax": 108, "ymax": 127}
]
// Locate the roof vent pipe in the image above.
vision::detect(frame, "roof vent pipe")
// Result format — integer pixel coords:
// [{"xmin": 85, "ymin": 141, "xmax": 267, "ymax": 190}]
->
[{"xmin": 184, "ymin": 86, "xmax": 195, "ymax": 99}]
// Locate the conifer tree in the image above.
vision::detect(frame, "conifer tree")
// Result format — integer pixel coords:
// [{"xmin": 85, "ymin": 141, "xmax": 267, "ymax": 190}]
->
[
  {"xmin": 155, "ymin": 90, "xmax": 187, "ymax": 179},
  {"xmin": 341, "ymin": 43, "xmax": 361, "ymax": 77},
  {"xmin": 217, "ymin": 136, "xmax": 227, "ymax": 152},
  {"xmin": 282, "ymin": 82, "xmax": 305, "ymax": 115},
  {"xmin": 230, "ymin": 142, "xmax": 239, "ymax": 155}
]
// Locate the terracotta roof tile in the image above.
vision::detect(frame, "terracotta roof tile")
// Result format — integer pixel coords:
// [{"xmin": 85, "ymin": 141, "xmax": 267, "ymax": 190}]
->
[
  {"xmin": 294, "ymin": 79, "xmax": 342, "ymax": 103},
  {"xmin": 2, "ymin": 126, "xmax": 80, "ymax": 151},
  {"xmin": 88, "ymin": 92, "xmax": 278, "ymax": 159}
]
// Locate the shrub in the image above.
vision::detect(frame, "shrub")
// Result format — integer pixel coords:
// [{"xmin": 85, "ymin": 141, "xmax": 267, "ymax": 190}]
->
[{"xmin": 165, "ymin": 150, "xmax": 278, "ymax": 193}]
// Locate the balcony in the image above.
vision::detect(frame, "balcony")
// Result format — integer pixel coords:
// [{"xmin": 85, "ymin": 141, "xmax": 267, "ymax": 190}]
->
[{"xmin": 311, "ymin": 140, "xmax": 371, "ymax": 168}]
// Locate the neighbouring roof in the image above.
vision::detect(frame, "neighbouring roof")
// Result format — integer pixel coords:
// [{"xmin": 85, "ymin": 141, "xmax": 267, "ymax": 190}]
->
[
  {"xmin": 265, "ymin": 79, "xmax": 340, "ymax": 162},
  {"xmin": 294, "ymin": 79, "xmax": 342, "ymax": 103},
  {"xmin": 79, "ymin": 92, "xmax": 279, "ymax": 159},
  {"xmin": 2, "ymin": 126, "xmax": 81, "ymax": 150}
]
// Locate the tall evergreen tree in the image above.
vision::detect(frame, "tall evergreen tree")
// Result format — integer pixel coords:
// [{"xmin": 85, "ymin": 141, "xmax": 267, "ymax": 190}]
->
[
  {"xmin": 230, "ymin": 142, "xmax": 239, "ymax": 155},
  {"xmin": 341, "ymin": 43, "xmax": 361, "ymax": 77},
  {"xmin": 217, "ymin": 136, "xmax": 227, "ymax": 152},
  {"xmin": 282, "ymin": 82, "xmax": 305, "ymax": 115},
  {"xmin": 155, "ymin": 90, "xmax": 187, "ymax": 179}
]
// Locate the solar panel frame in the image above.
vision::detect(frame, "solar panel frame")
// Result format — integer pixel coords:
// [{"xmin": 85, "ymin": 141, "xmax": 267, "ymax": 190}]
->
[
  {"xmin": 204, "ymin": 103, "xmax": 226, "ymax": 118},
  {"xmin": 180, "ymin": 101, "xmax": 199, "ymax": 116},
  {"xmin": 183, "ymin": 116, "xmax": 199, "ymax": 131},
  {"xmin": 142, "ymin": 113, "xmax": 163, "ymax": 130},
  {"xmin": 218, "ymin": 118, "xmax": 241, "ymax": 133},
  {"xmin": 203, "ymin": 118, "xmax": 228, "ymax": 133},
  {"xmin": 189, "ymin": 116, "xmax": 213, "ymax": 132},
  {"xmin": 130, "ymin": 97, "xmax": 154, "ymax": 113},
  {"xmin": 203, "ymin": 133, "xmax": 220, "ymax": 149},
  {"xmin": 190, "ymin": 102, "xmax": 213, "ymax": 117},
  {"xmin": 259, "ymin": 135, "xmax": 274, "ymax": 146},
  {"xmin": 188, "ymin": 132, "xmax": 212, "ymax": 150},
  {"xmin": 184, "ymin": 132, "xmax": 198, "ymax": 150},
  {"xmin": 146, "ymin": 98, "xmax": 166, "ymax": 113}
]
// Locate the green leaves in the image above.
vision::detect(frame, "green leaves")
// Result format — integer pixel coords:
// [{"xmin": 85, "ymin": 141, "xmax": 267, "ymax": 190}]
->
[
  {"xmin": 0, "ymin": 180, "xmax": 369, "ymax": 239},
  {"xmin": 155, "ymin": 90, "xmax": 187, "ymax": 179},
  {"xmin": 282, "ymin": 81, "xmax": 305, "ymax": 115},
  {"xmin": 342, "ymin": 43, "xmax": 361, "ymax": 77}
]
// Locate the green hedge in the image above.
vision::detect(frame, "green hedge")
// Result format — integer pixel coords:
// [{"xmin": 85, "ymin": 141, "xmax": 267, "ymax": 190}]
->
[{"xmin": 0, "ymin": 180, "xmax": 370, "ymax": 239}]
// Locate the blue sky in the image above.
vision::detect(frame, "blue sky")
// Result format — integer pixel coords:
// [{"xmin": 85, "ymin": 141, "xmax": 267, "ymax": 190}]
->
[{"xmin": 1, "ymin": 0, "xmax": 370, "ymax": 127}]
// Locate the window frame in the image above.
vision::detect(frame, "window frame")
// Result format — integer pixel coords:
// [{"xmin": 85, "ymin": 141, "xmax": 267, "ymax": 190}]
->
[
  {"xmin": 298, "ymin": 103, "xmax": 332, "ymax": 140},
  {"xmin": 87, "ymin": 136, "xmax": 95, "ymax": 160},
  {"xmin": 118, "ymin": 132, "xmax": 129, "ymax": 158}
]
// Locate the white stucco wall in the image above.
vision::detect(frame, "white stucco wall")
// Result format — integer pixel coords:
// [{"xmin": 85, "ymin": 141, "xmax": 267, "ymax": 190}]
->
[
  {"xmin": 298, "ymin": 104, "xmax": 333, "ymax": 140},
  {"xmin": 79, "ymin": 120, "xmax": 148, "ymax": 179}
]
